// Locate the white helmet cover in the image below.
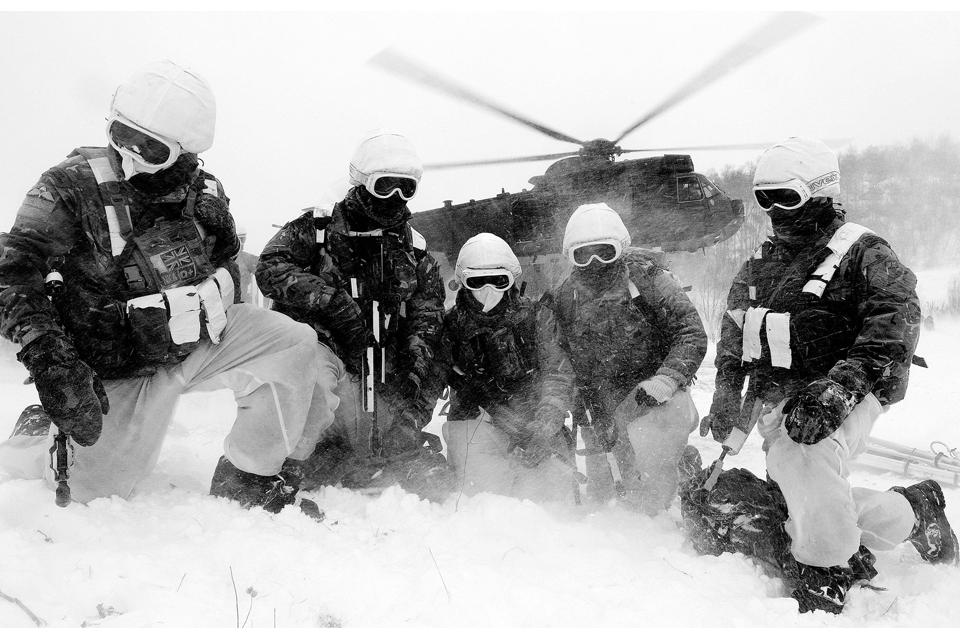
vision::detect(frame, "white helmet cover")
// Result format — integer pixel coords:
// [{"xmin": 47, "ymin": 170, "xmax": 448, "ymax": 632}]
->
[
  {"xmin": 753, "ymin": 137, "xmax": 841, "ymax": 199},
  {"xmin": 348, "ymin": 129, "xmax": 423, "ymax": 187},
  {"xmin": 110, "ymin": 60, "xmax": 217, "ymax": 154},
  {"xmin": 455, "ymin": 233, "xmax": 522, "ymax": 284},
  {"xmin": 561, "ymin": 202, "xmax": 631, "ymax": 259}
]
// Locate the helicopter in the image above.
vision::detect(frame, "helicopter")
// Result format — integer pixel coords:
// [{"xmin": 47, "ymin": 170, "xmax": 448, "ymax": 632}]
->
[{"xmin": 368, "ymin": 12, "xmax": 821, "ymax": 297}]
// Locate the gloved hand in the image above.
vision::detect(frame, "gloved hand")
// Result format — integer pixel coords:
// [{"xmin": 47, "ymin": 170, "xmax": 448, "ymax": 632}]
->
[
  {"xmin": 637, "ymin": 374, "xmax": 679, "ymax": 406},
  {"xmin": 518, "ymin": 406, "xmax": 568, "ymax": 467},
  {"xmin": 783, "ymin": 377, "xmax": 858, "ymax": 445},
  {"xmin": 19, "ymin": 334, "xmax": 109, "ymax": 447},
  {"xmin": 341, "ymin": 328, "xmax": 375, "ymax": 377},
  {"xmin": 382, "ymin": 413, "xmax": 424, "ymax": 456},
  {"xmin": 699, "ymin": 382, "xmax": 742, "ymax": 444}
]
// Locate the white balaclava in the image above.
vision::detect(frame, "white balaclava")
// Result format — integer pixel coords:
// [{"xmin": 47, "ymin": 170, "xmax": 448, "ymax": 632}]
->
[
  {"xmin": 753, "ymin": 137, "xmax": 841, "ymax": 200},
  {"xmin": 455, "ymin": 233, "xmax": 522, "ymax": 313},
  {"xmin": 561, "ymin": 202, "xmax": 631, "ymax": 263},
  {"xmin": 109, "ymin": 60, "xmax": 217, "ymax": 180}
]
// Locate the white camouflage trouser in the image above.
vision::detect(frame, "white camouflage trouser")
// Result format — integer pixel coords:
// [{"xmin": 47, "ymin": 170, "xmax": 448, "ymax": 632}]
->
[
  {"xmin": 442, "ymin": 410, "xmax": 577, "ymax": 503},
  {"xmin": 759, "ymin": 393, "xmax": 916, "ymax": 567},
  {"xmin": 583, "ymin": 388, "xmax": 699, "ymax": 515},
  {"xmin": 0, "ymin": 304, "xmax": 342, "ymax": 503}
]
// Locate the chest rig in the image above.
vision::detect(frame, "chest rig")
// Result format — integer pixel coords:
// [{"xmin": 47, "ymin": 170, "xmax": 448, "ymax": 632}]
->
[
  {"xmin": 78, "ymin": 149, "xmax": 234, "ymax": 352},
  {"xmin": 455, "ymin": 293, "xmax": 539, "ymax": 393},
  {"xmin": 731, "ymin": 223, "xmax": 871, "ymax": 376},
  {"xmin": 311, "ymin": 203, "xmax": 425, "ymax": 339}
]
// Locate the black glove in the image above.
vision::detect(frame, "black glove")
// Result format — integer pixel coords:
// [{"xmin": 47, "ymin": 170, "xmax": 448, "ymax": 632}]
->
[
  {"xmin": 19, "ymin": 334, "xmax": 109, "ymax": 447},
  {"xmin": 783, "ymin": 378, "xmax": 858, "ymax": 445},
  {"xmin": 340, "ymin": 328, "xmax": 375, "ymax": 377},
  {"xmin": 699, "ymin": 382, "xmax": 742, "ymax": 444},
  {"xmin": 382, "ymin": 411, "xmax": 425, "ymax": 456}
]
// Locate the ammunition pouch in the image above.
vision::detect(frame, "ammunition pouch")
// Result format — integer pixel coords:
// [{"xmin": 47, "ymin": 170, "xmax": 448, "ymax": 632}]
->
[{"xmin": 126, "ymin": 267, "xmax": 235, "ymax": 359}]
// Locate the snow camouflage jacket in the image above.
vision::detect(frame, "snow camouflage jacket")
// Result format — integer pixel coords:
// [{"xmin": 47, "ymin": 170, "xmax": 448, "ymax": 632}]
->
[
  {"xmin": 0, "ymin": 147, "xmax": 240, "ymax": 379},
  {"xmin": 547, "ymin": 248, "xmax": 707, "ymax": 410},
  {"xmin": 714, "ymin": 218, "xmax": 921, "ymax": 409},
  {"xmin": 255, "ymin": 198, "xmax": 445, "ymax": 417},
  {"xmin": 441, "ymin": 288, "xmax": 574, "ymax": 439}
]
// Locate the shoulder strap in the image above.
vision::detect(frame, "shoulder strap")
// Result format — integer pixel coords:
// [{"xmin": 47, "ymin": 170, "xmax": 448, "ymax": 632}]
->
[
  {"xmin": 802, "ymin": 222, "xmax": 874, "ymax": 297},
  {"xmin": 74, "ymin": 148, "xmax": 134, "ymax": 257}
]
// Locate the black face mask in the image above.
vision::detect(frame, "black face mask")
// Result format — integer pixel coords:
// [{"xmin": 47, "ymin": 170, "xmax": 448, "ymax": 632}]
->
[
  {"xmin": 344, "ymin": 187, "xmax": 410, "ymax": 230},
  {"xmin": 575, "ymin": 257, "xmax": 622, "ymax": 286},
  {"xmin": 768, "ymin": 198, "xmax": 839, "ymax": 245}
]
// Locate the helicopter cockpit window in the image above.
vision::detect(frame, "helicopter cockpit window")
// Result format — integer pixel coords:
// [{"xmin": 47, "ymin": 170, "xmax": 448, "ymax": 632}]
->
[
  {"xmin": 677, "ymin": 175, "xmax": 704, "ymax": 202},
  {"xmin": 700, "ymin": 177, "xmax": 721, "ymax": 198}
]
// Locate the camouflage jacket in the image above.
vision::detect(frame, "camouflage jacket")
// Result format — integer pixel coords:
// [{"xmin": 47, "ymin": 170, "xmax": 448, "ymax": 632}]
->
[
  {"xmin": 255, "ymin": 198, "xmax": 444, "ymax": 394},
  {"xmin": 0, "ymin": 147, "xmax": 239, "ymax": 379},
  {"xmin": 547, "ymin": 248, "xmax": 707, "ymax": 409},
  {"xmin": 441, "ymin": 288, "xmax": 574, "ymax": 438},
  {"xmin": 714, "ymin": 218, "xmax": 921, "ymax": 406}
]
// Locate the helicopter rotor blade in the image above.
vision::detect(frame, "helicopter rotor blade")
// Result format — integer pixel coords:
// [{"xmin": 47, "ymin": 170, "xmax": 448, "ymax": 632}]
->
[
  {"xmin": 612, "ymin": 12, "xmax": 821, "ymax": 145},
  {"xmin": 619, "ymin": 137, "xmax": 853, "ymax": 154},
  {"xmin": 369, "ymin": 48, "xmax": 585, "ymax": 146},
  {"xmin": 424, "ymin": 151, "xmax": 579, "ymax": 170}
]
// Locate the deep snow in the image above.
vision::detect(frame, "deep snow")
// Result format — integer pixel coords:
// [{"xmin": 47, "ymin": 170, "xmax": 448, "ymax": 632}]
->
[{"xmin": 1, "ymin": 269, "xmax": 959, "ymax": 628}]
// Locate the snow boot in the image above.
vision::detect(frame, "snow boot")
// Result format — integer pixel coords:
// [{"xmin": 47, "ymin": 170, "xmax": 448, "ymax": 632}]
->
[
  {"xmin": 209, "ymin": 456, "xmax": 324, "ymax": 520},
  {"xmin": 11, "ymin": 404, "xmax": 52, "ymax": 438},
  {"xmin": 789, "ymin": 546, "xmax": 878, "ymax": 615},
  {"xmin": 890, "ymin": 479, "xmax": 959, "ymax": 565}
]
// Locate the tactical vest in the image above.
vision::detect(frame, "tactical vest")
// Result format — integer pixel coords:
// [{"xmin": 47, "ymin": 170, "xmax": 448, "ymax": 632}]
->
[
  {"xmin": 52, "ymin": 149, "xmax": 233, "ymax": 377},
  {"xmin": 452, "ymin": 293, "xmax": 539, "ymax": 395},
  {"xmin": 309, "ymin": 203, "xmax": 427, "ymax": 340},
  {"xmin": 553, "ymin": 254, "xmax": 669, "ymax": 393},
  {"xmin": 731, "ymin": 223, "xmax": 871, "ymax": 378}
]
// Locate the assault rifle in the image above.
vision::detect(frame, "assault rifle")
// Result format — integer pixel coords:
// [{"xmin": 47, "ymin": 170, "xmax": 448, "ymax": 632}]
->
[
  {"xmin": 349, "ymin": 230, "xmax": 405, "ymax": 458},
  {"xmin": 577, "ymin": 388, "xmax": 627, "ymax": 499}
]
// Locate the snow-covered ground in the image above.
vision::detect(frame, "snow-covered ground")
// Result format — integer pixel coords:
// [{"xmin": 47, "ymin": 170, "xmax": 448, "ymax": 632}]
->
[{"xmin": 1, "ymin": 270, "xmax": 959, "ymax": 628}]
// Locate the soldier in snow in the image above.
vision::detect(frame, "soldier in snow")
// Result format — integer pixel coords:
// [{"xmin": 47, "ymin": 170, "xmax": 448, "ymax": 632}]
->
[
  {"xmin": 255, "ymin": 130, "xmax": 450, "ymax": 499},
  {"xmin": 546, "ymin": 203, "xmax": 707, "ymax": 515},
  {"xmin": 0, "ymin": 61, "xmax": 332, "ymax": 517},
  {"xmin": 440, "ymin": 233, "xmax": 576, "ymax": 501},
  {"xmin": 697, "ymin": 137, "xmax": 958, "ymax": 613}
]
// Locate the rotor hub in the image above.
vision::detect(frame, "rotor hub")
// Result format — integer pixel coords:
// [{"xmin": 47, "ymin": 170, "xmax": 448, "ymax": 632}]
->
[{"xmin": 580, "ymin": 139, "xmax": 622, "ymax": 162}]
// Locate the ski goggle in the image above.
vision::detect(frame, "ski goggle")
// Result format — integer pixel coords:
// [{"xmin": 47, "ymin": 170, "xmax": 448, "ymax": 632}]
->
[
  {"xmin": 363, "ymin": 172, "xmax": 419, "ymax": 201},
  {"xmin": 106, "ymin": 113, "xmax": 181, "ymax": 171},
  {"xmin": 568, "ymin": 241, "xmax": 622, "ymax": 267},
  {"xmin": 461, "ymin": 268, "xmax": 515, "ymax": 292},
  {"xmin": 753, "ymin": 178, "xmax": 812, "ymax": 212}
]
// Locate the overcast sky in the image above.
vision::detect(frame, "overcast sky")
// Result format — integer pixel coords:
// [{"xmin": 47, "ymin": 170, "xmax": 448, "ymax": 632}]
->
[{"xmin": 1, "ymin": 9, "xmax": 958, "ymax": 253}]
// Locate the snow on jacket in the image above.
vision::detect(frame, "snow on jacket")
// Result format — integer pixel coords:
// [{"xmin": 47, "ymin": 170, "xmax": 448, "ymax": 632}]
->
[
  {"xmin": 441, "ymin": 287, "xmax": 574, "ymax": 438},
  {"xmin": 714, "ymin": 217, "xmax": 921, "ymax": 407},
  {"xmin": 255, "ymin": 192, "xmax": 445, "ymax": 414},
  {"xmin": 0, "ymin": 147, "xmax": 239, "ymax": 379},
  {"xmin": 547, "ymin": 248, "xmax": 707, "ymax": 409}
]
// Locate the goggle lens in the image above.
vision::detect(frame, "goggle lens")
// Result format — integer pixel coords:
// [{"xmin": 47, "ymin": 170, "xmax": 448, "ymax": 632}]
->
[
  {"xmin": 464, "ymin": 273, "xmax": 512, "ymax": 291},
  {"xmin": 572, "ymin": 243, "xmax": 619, "ymax": 266},
  {"xmin": 371, "ymin": 175, "xmax": 418, "ymax": 200},
  {"xmin": 108, "ymin": 120, "xmax": 174, "ymax": 166},
  {"xmin": 755, "ymin": 187, "xmax": 806, "ymax": 211}
]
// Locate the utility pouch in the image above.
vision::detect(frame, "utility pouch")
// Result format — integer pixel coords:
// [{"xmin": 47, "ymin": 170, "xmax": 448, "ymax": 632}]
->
[{"xmin": 126, "ymin": 296, "xmax": 175, "ymax": 361}]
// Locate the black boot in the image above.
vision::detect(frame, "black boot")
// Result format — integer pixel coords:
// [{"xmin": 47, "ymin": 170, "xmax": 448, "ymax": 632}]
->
[
  {"xmin": 210, "ymin": 456, "xmax": 323, "ymax": 520},
  {"xmin": 789, "ymin": 546, "xmax": 878, "ymax": 615},
  {"xmin": 11, "ymin": 404, "xmax": 52, "ymax": 438},
  {"xmin": 890, "ymin": 479, "xmax": 959, "ymax": 565}
]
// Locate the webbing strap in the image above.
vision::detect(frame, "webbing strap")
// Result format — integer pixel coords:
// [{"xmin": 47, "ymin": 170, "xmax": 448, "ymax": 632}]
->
[
  {"xmin": 802, "ymin": 223, "xmax": 873, "ymax": 297},
  {"xmin": 84, "ymin": 154, "xmax": 134, "ymax": 257}
]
